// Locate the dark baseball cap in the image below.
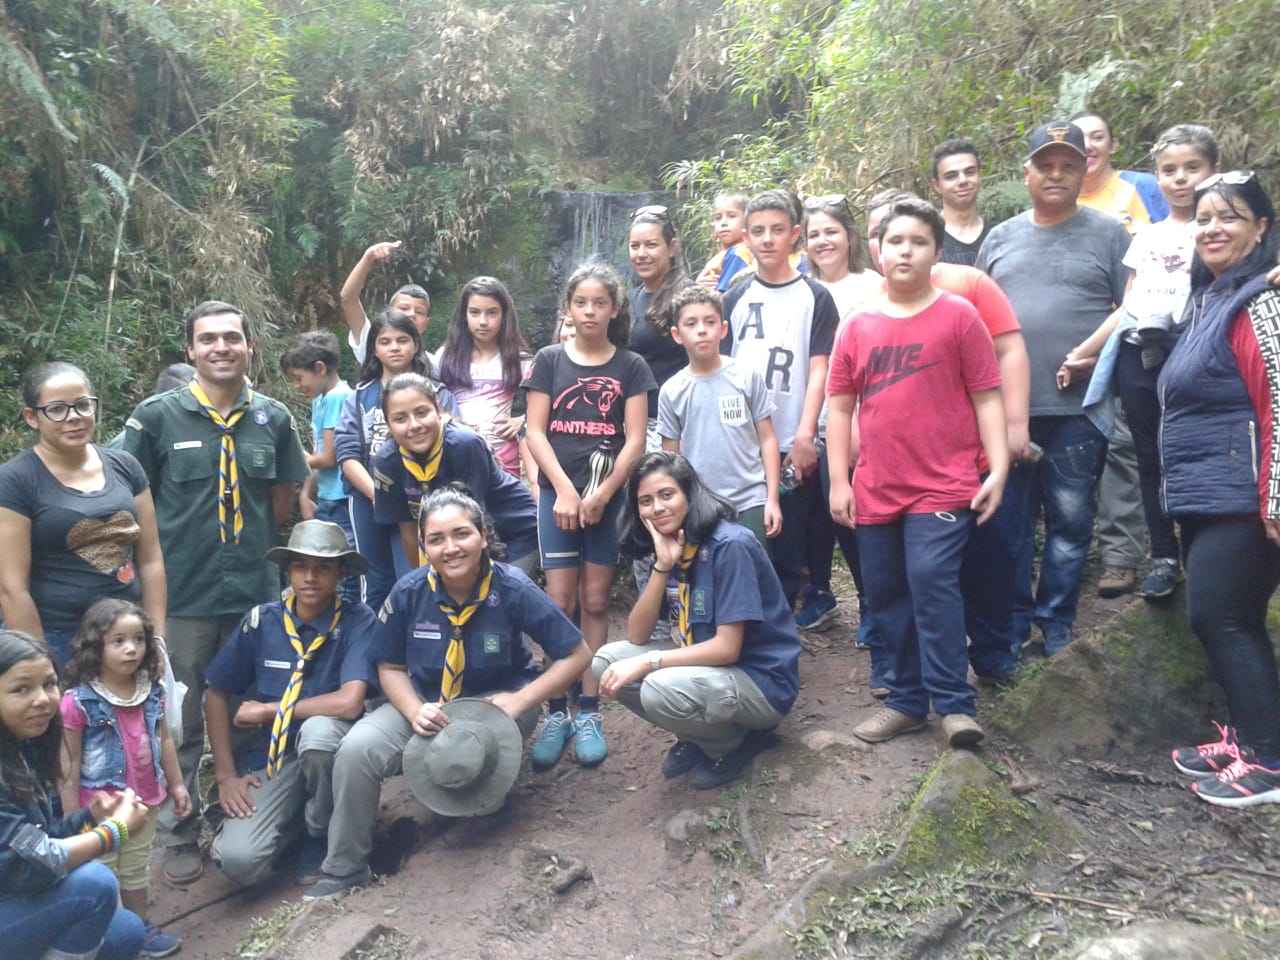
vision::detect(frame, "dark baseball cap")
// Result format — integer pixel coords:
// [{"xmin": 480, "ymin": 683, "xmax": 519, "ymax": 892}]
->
[{"xmin": 1027, "ymin": 121, "xmax": 1087, "ymax": 160}]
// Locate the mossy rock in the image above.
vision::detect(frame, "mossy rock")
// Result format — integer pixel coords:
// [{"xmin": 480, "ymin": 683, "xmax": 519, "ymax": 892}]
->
[
  {"xmin": 731, "ymin": 752, "xmax": 1069, "ymax": 959},
  {"xmin": 895, "ymin": 751, "xmax": 1060, "ymax": 870},
  {"xmin": 989, "ymin": 597, "xmax": 1229, "ymax": 756}
]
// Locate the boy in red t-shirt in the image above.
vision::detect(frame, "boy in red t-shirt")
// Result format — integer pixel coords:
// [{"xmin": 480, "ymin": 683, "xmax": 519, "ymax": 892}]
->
[{"xmin": 827, "ymin": 197, "xmax": 1008, "ymax": 748}]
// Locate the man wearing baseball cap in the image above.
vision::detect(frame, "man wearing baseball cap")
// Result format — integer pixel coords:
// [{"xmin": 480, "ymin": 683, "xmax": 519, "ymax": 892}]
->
[{"xmin": 975, "ymin": 121, "xmax": 1131, "ymax": 660}]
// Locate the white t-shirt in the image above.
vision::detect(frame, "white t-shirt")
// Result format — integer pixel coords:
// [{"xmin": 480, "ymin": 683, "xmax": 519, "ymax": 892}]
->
[
  {"xmin": 722, "ymin": 274, "xmax": 840, "ymax": 452},
  {"xmin": 1121, "ymin": 218, "xmax": 1195, "ymax": 334}
]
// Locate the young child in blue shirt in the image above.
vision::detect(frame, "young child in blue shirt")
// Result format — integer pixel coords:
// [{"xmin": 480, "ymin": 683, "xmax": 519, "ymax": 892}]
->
[
  {"xmin": 282, "ymin": 331, "xmax": 359, "ymax": 601},
  {"xmin": 657, "ymin": 286, "xmax": 781, "ymax": 546}
]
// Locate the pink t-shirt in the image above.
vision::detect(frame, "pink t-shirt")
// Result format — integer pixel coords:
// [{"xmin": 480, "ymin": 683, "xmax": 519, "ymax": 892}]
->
[
  {"xmin": 61, "ymin": 688, "xmax": 166, "ymax": 808},
  {"xmin": 450, "ymin": 353, "xmax": 534, "ymax": 477},
  {"xmin": 828, "ymin": 291, "xmax": 1001, "ymax": 524}
]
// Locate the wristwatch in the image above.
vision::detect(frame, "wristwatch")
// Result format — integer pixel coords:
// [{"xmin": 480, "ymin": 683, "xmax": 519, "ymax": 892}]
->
[{"xmin": 648, "ymin": 650, "xmax": 663, "ymax": 672}]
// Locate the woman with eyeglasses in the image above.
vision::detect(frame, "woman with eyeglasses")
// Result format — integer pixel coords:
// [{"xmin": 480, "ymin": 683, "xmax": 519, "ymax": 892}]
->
[
  {"xmin": 1159, "ymin": 171, "xmax": 1280, "ymax": 807},
  {"xmin": 0, "ymin": 363, "xmax": 166, "ymax": 665}
]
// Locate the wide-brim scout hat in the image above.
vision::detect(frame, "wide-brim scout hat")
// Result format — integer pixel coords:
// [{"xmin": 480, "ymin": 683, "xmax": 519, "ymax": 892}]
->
[
  {"xmin": 265, "ymin": 520, "xmax": 368, "ymax": 575},
  {"xmin": 402, "ymin": 698, "xmax": 523, "ymax": 818}
]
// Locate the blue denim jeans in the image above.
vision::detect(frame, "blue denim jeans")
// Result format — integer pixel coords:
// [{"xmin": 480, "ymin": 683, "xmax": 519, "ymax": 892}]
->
[
  {"xmin": 858, "ymin": 510, "xmax": 976, "ymax": 718},
  {"xmin": 2, "ymin": 861, "xmax": 145, "ymax": 960},
  {"xmin": 962, "ymin": 464, "xmax": 1032, "ymax": 680},
  {"xmin": 348, "ymin": 492, "xmax": 411, "ymax": 613},
  {"xmin": 314, "ymin": 496, "xmax": 364, "ymax": 604},
  {"xmin": 1012, "ymin": 415, "xmax": 1107, "ymax": 653}
]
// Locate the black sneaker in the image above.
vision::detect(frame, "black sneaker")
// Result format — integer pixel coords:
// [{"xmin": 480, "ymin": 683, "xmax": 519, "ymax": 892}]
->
[
  {"xmin": 1191, "ymin": 752, "xmax": 1280, "ymax": 808},
  {"xmin": 1172, "ymin": 721, "xmax": 1240, "ymax": 777},
  {"xmin": 691, "ymin": 731, "xmax": 770, "ymax": 790},
  {"xmin": 1139, "ymin": 559, "xmax": 1183, "ymax": 599},
  {"xmin": 295, "ymin": 832, "xmax": 328, "ymax": 886},
  {"xmin": 661, "ymin": 741, "xmax": 706, "ymax": 779}
]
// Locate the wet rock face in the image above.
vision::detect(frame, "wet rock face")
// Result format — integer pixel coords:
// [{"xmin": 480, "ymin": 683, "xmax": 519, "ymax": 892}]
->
[
  {"xmin": 1072, "ymin": 920, "xmax": 1256, "ymax": 959},
  {"xmin": 535, "ymin": 189, "xmax": 669, "ymax": 326}
]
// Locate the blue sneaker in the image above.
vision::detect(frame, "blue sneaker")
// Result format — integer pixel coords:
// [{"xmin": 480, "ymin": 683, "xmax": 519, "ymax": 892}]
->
[
  {"xmin": 573, "ymin": 711, "xmax": 608, "ymax": 767},
  {"xmin": 140, "ymin": 924, "xmax": 182, "ymax": 959},
  {"xmin": 1041, "ymin": 622, "xmax": 1074, "ymax": 656},
  {"xmin": 531, "ymin": 710, "xmax": 576, "ymax": 771},
  {"xmin": 795, "ymin": 586, "xmax": 838, "ymax": 631}
]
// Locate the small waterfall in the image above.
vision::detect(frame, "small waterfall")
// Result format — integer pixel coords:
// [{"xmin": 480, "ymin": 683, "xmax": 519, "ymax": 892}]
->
[{"xmin": 530, "ymin": 189, "xmax": 669, "ymax": 344}]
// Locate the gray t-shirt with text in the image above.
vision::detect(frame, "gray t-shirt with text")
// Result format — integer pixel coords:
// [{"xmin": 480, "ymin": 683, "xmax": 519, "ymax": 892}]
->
[{"xmin": 657, "ymin": 360, "xmax": 775, "ymax": 511}]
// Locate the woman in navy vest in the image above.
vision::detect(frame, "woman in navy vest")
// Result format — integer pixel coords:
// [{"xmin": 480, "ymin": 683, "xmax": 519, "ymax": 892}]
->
[{"xmin": 1159, "ymin": 171, "xmax": 1280, "ymax": 808}]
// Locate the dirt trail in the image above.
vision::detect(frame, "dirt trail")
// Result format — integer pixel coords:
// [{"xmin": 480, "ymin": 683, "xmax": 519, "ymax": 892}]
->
[{"xmin": 145, "ymin": 581, "xmax": 1280, "ymax": 959}]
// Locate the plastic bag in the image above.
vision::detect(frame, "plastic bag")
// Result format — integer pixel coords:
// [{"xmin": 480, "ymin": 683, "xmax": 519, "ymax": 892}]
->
[{"xmin": 160, "ymin": 648, "xmax": 187, "ymax": 747}]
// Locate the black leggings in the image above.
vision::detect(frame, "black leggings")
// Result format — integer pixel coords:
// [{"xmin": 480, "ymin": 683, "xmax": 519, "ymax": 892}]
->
[
  {"xmin": 1183, "ymin": 515, "xmax": 1280, "ymax": 759},
  {"xmin": 1115, "ymin": 341, "xmax": 1179, "ymax": 559}
]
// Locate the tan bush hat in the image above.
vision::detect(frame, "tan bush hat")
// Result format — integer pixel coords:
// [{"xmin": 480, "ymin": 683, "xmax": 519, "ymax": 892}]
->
[
  {"xmin": 265, "ymin": 520, "xmax": 367, "ymax": 575},
  {"xmin": 402, "ymin": 698, "xmax": 523, "ymax": 817}
]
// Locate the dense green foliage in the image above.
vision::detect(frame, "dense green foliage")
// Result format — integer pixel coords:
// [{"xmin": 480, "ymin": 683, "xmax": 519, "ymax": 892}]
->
[
  {"xmin": 3, "ymin": 0, "xmax": 1279, "ymax": 457},
  {"xmin": 666, "ymin": 0, "xmax": 1280, "ymax": 237},
  {"xmin": 0, "ymin": 0, "xmax": 744, "ymax": 451}
]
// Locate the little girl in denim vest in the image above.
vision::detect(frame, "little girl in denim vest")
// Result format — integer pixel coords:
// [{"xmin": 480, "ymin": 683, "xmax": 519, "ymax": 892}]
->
[{"xmin": 60, "ymin": 599, "xmax": 188, "ymax": 958}]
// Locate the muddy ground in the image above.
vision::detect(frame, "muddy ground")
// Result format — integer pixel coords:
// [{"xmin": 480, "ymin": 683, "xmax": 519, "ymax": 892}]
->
[{"xmin": 146, "ymin": 567, "xmax": 1280, "ymax": 959}]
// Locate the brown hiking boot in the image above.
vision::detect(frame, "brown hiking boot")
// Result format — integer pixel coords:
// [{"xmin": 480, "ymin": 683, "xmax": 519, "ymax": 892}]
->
[
  {"xmin": 853, "ymin": 707, "xmax": 925, "ymax": 743},
  {"xmin": 1097, "ymin": 566, "xmax": 1136, "ymax": 598},
  {"xmin": 941, "ymin": 713, "xmax": 985, "ymax": 748}
]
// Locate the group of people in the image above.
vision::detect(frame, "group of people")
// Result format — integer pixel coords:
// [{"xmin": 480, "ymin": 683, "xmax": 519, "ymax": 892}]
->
[{"xmin": 2, "ymin": 108, "xmax": 1280, "ymax": 960}]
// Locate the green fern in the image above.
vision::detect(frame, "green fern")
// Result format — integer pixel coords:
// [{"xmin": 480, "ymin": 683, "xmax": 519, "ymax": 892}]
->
[
  {"xmin": 101, "ymin": 0, "xmax": 193, "ymax": 55},
  {"xmin": 0, "ymin": 32, "xmax": 78, "ymax": 143},
  {"xmin": 90, "ymin": 163, "xmax": 130, "ymax": 204}
]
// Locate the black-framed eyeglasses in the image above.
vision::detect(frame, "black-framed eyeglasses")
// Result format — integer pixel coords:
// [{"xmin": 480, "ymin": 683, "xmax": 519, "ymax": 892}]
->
[
  {"xmin": 631, "ymin": 204, "xmax": 670, "ymax": 221},
  {"xmin": 1196, "ymin": 170, "xmax": 1256, "ymax": 193},
  {"xmin": 803, "ymin": 193, "xmax": 849, "ymax": 211},
  {"xmin": 33, "ymin": 396, "xmax": 99, "ymax": 422}
]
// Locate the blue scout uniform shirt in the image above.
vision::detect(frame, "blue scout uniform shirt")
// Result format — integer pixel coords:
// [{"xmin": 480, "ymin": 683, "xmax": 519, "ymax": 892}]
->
[
  {"xmin": 206, "ymin": 599, "xmax": 379, "ymax": 771},
  {"xmin": 663, "ymin": 520, "xmax": 801, "ymax": 715},
  {"xmin": 370, "ymin": 420, "xmax": 538, "ymax": 560},
  {"xmin": 372, "ymin": 560, "xmax": 582, "ymax": 702}
]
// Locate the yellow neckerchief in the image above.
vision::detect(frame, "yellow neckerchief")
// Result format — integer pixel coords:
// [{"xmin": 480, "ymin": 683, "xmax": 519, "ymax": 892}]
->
[
  {"xmin": 425, "ymin": 560, "xmax": 494, "ymax": 702},
  {"xmin": 189, "ymin": 380, "xmax": 251, "ymax": 544},
  {"xmin": 399, "ymin": 430, "xmax": 445, "ymax": 564},
  {"xmin": 675, "ymin": 542, "xmax": 700, "ymax": 647},
  {"xmin": 398, "ymin": 429, "xmax": 444, "ymax": 488},
  {"xmin": 266, "ymin": 597, "xmax": 342, "ymax": 777}
]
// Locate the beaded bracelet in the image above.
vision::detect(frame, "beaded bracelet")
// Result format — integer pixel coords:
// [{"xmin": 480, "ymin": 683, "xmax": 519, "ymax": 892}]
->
[
  {"xmin": 93, "ymin": 824, "xmax": 114, "ymax": 854},
  {"xmin": 101, "ymin": 819, "xmax": 122, "ymax": 852},
  {"xmin": 108, "ymin": 816, "xmax": 129, "ymax": 845}
]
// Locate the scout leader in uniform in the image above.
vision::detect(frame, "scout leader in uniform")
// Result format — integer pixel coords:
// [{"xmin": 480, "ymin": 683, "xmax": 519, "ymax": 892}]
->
[{"xmin": 122, "ymin": 300, "xmax": 311, "ymax": 883}]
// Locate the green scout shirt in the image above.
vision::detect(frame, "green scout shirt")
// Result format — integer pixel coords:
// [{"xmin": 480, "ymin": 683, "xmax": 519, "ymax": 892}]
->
[{"xmin": 122, "ymin": 385, "xmax": 310, "ymax": 618}]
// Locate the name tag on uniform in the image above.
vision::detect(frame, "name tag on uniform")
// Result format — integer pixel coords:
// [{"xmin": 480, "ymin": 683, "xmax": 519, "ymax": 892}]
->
[
  {"xmin": 414, "ymin": 630, "xmax": 442, "ymax": 640},
  {"xmin": 263, "ymin": 659, "xmax": 291, "ymax": 670},
  {"xmin": 173, "ymin": 440, "xmax": 203, "ymax": 450}
]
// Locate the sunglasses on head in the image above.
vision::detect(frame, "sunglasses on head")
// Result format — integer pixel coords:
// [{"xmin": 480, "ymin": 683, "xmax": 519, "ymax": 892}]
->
[
  {"xmin": 631, "ymin": 204, "xmax": 670, "ymax": 221},
  {"xmin": 1196, "ymin": 170, "xmax": 1257, "ymax": 192},
  {"xmin": 803, "ymin": 194, "xmax": 849, "ymax": 211}
]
